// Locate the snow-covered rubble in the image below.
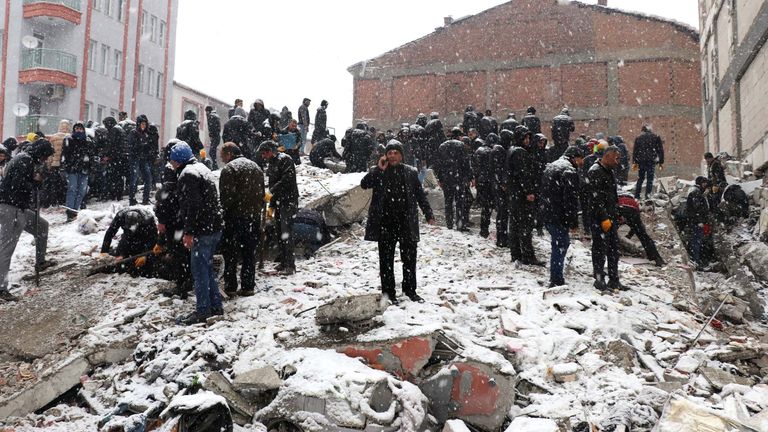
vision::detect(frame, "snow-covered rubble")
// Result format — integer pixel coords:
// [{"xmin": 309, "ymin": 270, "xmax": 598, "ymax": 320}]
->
[{"xmin": 1, "ymin": 160, "xmax": 767, "ymax": 431}]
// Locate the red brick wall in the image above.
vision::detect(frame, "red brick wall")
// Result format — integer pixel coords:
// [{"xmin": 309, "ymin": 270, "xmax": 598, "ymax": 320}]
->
[{"xmin": 350, "ymin": 0, "xmax": 703, "ymax": 174}]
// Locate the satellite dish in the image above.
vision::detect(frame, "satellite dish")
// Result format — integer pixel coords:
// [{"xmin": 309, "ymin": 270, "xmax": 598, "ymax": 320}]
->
[
  {"xmin": 12, "ymin": 103, "xmax": 29, "ymax": 117},
  {"xmin": 21, "ymin": 36, "xmax": 39, "ymax": 49}
]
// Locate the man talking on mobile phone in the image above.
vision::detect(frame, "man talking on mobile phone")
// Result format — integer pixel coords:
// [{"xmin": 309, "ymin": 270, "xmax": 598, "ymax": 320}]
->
[{"xmin": 361, "ymin": 140, "xmax": 435, "ymax": 305}]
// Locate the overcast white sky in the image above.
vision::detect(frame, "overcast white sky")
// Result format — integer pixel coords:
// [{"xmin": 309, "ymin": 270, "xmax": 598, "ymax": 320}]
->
[{"xmin": 174, "ymin": 0, "xmax": 699, "ymax": 133}]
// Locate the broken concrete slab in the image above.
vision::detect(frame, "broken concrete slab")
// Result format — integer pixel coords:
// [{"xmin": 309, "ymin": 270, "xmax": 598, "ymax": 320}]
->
[
  {"xmin": 0, "ymin": 354, "xmax": 90, "ymax": 419},
  {"xmin": 699, "ymin": 367, "xmax": 754, "ymax": 391},
  {"xmin": 656, "ymin": 394, "xmax": 760, "ymax": 432},
  {"xmin": 316, "ymin": 293, "xmax": 385, "ymax": 326},
  {"xmin": 600, "ymin": 340, "xmax": 637, "ymax": 373},
  {"xmin": 505, "ymin": 417, "xmax": 558, "ymax": 432},
  {"xmin": 339, "ymin": 333, "xmax": 439, "ymax": 379},
  {"xmin": 674, "ymin": 355, "xmax": 701, "ymax": 374},
  {"xmin": 443, "ymin": 419, "xmax": 472, "ymax": 432},
  {"xmin": 551, "ymin": 363, "xmax": 580, "ymax": 383},
  {"xmin": 306, "ymin": 184, "xmax": 372, "ymax": 227},
  {"xmin": 86, "ymin": 338, "xmax": 138, "ymax": 366},
  {"xmin": 203, "ymin": 371, "xmax": 256, "ymax": 426},
  {"xmin": 420, "ymin": 360, "xmax": 516, "ymax": 431},
  {"xmin": 232, "ymin": 366, "xmax": 282, "ymax": 392}
]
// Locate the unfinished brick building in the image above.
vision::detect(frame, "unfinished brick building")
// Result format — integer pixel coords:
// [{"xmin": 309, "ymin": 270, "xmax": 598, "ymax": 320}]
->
[{"xmin": 348, "ymin": 0, "xmax": 703, "ymax": 176}]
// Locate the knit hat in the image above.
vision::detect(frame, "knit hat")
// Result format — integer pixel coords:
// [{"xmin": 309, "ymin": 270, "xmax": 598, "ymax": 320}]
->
[
  {"xmin": 385, "ymin": 139, "xmax": 404, "ymax": 156},
  {"xmin": 170, "ymin": 142, "xmax": 193, "ymax": 163},
  {"xmin": 563, "ymin": 146, "xmax": 584, "ymax": 159}
]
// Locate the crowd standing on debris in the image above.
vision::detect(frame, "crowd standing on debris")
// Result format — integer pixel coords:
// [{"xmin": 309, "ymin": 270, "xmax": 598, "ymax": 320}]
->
[{"xmin": 0, "ymin": 98, "xmax": 746, "ymax": 322}]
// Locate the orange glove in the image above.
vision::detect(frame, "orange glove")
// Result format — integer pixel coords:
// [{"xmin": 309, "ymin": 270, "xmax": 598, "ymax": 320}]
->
[
  {"xmin": 134, "ymin": 256, "xmax": 147, "ymax": 268},
  {"xmin": 152, "ymin": 244, "xmax": 163, "ymax": 255},
  {"xmin": 264, "ymin": 191, "xmax": 272, "ymax": 203},
  {"xmin": 266, "ymin": 207, "xmax": 274, "ymax": 219},
  {"xmin": 601, "ymin": 219, "xmax": 613, "ymax": 233},
  {"xmin": 631, "ymin": 164, "xmax": 638, "ymax": 172}
]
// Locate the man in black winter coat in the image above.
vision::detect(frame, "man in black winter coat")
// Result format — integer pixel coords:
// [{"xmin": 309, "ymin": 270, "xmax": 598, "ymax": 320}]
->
[
  {"xmin": 473, "ymin": 137, "xmax": 495, "ymax": 238},
  {"xmin": 436, "ymin": 128, "xmax": 472, "ymax": 231},
  {"xmin": 704, "ymin": 152, "xmax": 727, "ymax": 205},
  {"xmin": 62, "ymin": 122, "xmax": 96, "ymax": 221},
  {"xmin": 128, "ymin": 115, "xmax": 157, "ymax": 205},
  {"xmin": 176, "ymin": 110, "xmax": 204, "ymax": 156},
  {"xmin": 102, "ymin": 117, "xmax": 129, "ymax": 201},
  {"xmin": 551, "ymin": 108, "xmax": 575, "ymax": 160},
  {"xmin": 311, "ymin": 100, "xmax": 329, "ymax": 144},
  {"xmin": 222, "ymin": 114, "xmax": 255, "ymax": 160},
  {"xmin": 632, "ymin": 125, "xmax": 664, "ymax": 199},
  {"xmin": 521, "ymin": 106, "xmax": 542, "ymax": 135},
  {"xmin": 259, "ymin": 140, "xmax": 299, "ymax": 275},
  {"xmin": 170, "ymin": 142, "xmax": 224, "ymax": 325},
  {"xmin": 297, "ymin": 98, "xmax": 311, "ymax": 154},
  {"xmin": 491, "ymin": 130, "xmax": 512, "ymax": 247},
  {"xmin": 587, "ymin": 146, "xmax": 626, "ymax": 291},
  {"xmin": 361, "ymin": 140, "xmax": 435, "ymax": 304},
  {"xmin": 0, "ymin": 139, "xmax": 54, "ymax": 301},
  {"xmin": 424, "ymin": 113, "xmax": 446, "ymax": 168},
  {"xmin": 686, "ymin": 176, "xmax": 710, "ymax": 269},
  {"xmin": 463, "ymin": 106, "xmax": 480, "ymax": 133},
  {"xmin": 500, "ymin": 113, "xmax": 519, "ymax": 132},
  {"xmin": 248, "ymin": 99, "xmax": 271, "ymax": 140},
  {"xmin": 344, "ymin": 123, "xmax": 374, "ymax": 173},
  {"xmin": 542, "ymin": 146, "xmax": 584, "ymax": 287},
  {"xmin": 155, "ymin": 162, "xmax": 192, "ymax": 297},
  {"xmin": 506, "ymin": 126, "xmax": 542, "ymax": 265},
  {"xmin": 479, "ymin": 110, "xmax": 498, "ymax": 139},
  {"xmin": 310, "ymin": 135, "xmax": 342, "ymax": 169},
  {"xmin": 205, "ymin": 106, "xmax": 221, "ymax": 170}
]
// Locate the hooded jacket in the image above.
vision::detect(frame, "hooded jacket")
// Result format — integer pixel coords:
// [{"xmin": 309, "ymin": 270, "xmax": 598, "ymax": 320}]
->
[
  {"xmin": 0, "ymin": 140, "xmax": 54, "ymax": 209},
  {"xmin": 129, "ymin": 115, "xmax": 157, "ymax": 161},
  {"xmin": 177, "ymin": 158, "xmax": 223, "ymax": 236},
  {"xmin": 62, "ymin": 122, "xmax": 96, "ymax": 174},
  {"xmin": 175, "ymin": 111, "xmax": 203, "ymax": 154},
  {"xmin": 219, "ymin": 155, "xmax": 264, "ymax": 221},
  {"xmin": 541, "ymin": 156, "xmax": 581, "ymax": 227}
]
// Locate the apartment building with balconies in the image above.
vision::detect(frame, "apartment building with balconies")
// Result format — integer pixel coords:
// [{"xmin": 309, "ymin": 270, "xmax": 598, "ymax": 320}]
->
[{"xmin": 0, "ymin": 0, "xmax": 179, "ymax": 142}]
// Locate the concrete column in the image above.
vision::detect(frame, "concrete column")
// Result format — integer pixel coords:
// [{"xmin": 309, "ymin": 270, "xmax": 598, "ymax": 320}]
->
[
  {"xmin": 606, "ymin": 61, "xmax": 620, "ymax": 135},
  {"xmin": 731, "ymin": 82, "xmax": 742, "ymax": 158},
  {"xmin": 485, "ymin": 69, "xmax": 494, "ymax": 111}
]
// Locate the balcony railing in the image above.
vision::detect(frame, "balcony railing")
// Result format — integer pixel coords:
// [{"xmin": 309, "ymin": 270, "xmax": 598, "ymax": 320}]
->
[
  {"xmin": 21, "ymin": 49, "xmax": 77, "ymax": 75},
  {"xmin": 23, "ymin": 0, "xmax": 81, "ymax": 12},
  {"xmin": 16, "ymin": 115, "xmax": 70, "ymax": 137}
]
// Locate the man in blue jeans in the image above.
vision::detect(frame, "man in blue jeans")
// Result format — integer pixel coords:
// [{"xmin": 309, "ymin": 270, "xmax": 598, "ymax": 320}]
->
[
  {"xmin": 127, "ymin": 115, "xmax": 157, "ymax": 205},
  {"xmin": 632, "ymin": 125, "xmax": 664, "ymax": 199},
  {"xmin": 540, "ymin": 146, "xmax": 584, "ymax": 287},
  {"xmin": 169, "ymin": 142, "xmax": 224, "ymax": 325}
]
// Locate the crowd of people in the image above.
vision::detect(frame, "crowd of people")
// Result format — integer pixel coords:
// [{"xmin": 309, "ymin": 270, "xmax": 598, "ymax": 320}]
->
[{"xmin": 0, "ymin": 97, "xmax": 746, "ymax": 319}]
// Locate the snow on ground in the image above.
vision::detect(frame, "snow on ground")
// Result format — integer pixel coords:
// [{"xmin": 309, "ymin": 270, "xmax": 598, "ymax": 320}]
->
[{"xmin": 1, "ymin": 160, "xmax": 767, "ymax": 431}]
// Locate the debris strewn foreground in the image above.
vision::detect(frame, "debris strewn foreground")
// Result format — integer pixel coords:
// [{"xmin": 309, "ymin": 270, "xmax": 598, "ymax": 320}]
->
[{"xmin": 0, "ymin": 165, "xmax": 766, "ymax": 432}]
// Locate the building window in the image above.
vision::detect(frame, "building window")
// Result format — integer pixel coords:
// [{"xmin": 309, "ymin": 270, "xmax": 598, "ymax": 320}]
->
[
  {"xmin": 104, "ymin": 0, "xmax": 111, "ymax": 17},
  {"xmin": 156, "ymin": 72, "xmax": 163, "ymax": 98},
  {"xmin": 87, "ymin": 40, "xmax": 97, "ymax": 71},
  {"xmin": 84, "ymin": 102, "xmax": 92, "ymax": 122},
  {"xmin": 148, "ymin": 68, "xmax": 155, "ymax": 96},
  {"xmin": 100, "ymin": 44, "xmax": 110, "ymax": 75},
  {"xmin": 113, "ymin": 50, "xmax": 122, "ymax": 79},
  {"xmin": 97, "ymin": 105, "xmax": 105, "ymax": 123},
  {"xmin": 93, "ymin": 0, "xmax": 101, "ymax": 11},
  {"xmin": 142, "ymin": 10, "xmax": 148, "ymax": 35},
  {"xmin": 150, "ymin": 15, "xmax": 158, "ymax": 42},
  {"xmin": 160, "ymin": 21, "xmax": 166, "ymax": 43},
  {"xmin": 137, "ymin": 64, "xmax": 144, "ymax": 93},
  {"xmin": 116, "ymin": 0, "xmax": 125, "ymax": 22}
]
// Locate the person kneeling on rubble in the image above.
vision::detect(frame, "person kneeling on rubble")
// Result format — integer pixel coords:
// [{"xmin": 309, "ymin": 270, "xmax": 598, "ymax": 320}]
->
[
  {"xmin": 361, "ymin": 140, "xmax": 435, "ymax": 305},
  {"xmin": 685, "ymin": 176, "xmax": 713, "ymax": 271},
  {"xmin": 99, "ymin": 206, "xmax": 157, "ymax": 275},
  {"xmin": 617, "ymin": 194, "xmax": 666, "ymax": 267},
  {"xmin": 717, "ymin": 184, "xmax": 750, "ymax": 225},
  {"xmin": 309, "ymin": 134, "xmax": 343, "ymax": 172},
  {"xmin": 293, "ymin": 208, "xmax": 331, "ymax": 258}
]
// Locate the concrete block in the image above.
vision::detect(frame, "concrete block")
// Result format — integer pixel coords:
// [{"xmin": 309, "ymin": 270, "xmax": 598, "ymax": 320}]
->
[
  {"xmin": 551, "ymin": 363, "xmax": 580, "ymax": 383},
  {"xmin": 203, "ymin": 371, "xmax": 256, "ymax": 426},
  {"xmin": 339, "ymin": 333, "xmax": 439, "ymax": 379},
  {"xmin": 420, "ymin": 360, "xmax": 516, "ymax": 431},
  {"xmin": 0, "ymin": 354, "xmax": 91, "ymax": 419},
  {"xmin": 504, "ymin": 417, "xmax": 558, "ymax": 432},
  {"xmin": 315, "ymin": 293, "xmax": 384, "ymax": 326},
  {"xmin": 232, "ymin": 366, "xmax": 282, "ymax": 392},
  {"xmin": 443, "ymin": 419, "xmax": 472, "ymax": 432},
  {"xmin": 699, "ymin": 367, "xmax": 753, "ymax": 391},
  {"xmin": 86, "ymin": 339, "xmax": 138, "ymax": 366},
  {"xmin": 306, "ymin": 184, "xmax": 372, "ymax": 227}
]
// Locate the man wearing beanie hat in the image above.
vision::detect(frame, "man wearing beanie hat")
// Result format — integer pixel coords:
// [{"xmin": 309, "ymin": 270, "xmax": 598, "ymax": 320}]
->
[
  {"xmin": 507, "ymin": 125, "xmax": 542, "ymax": 266},
  {"xmin": 169, "ymin": 141, "xmax": 224, "ymax": 324},
  {"xmin": 0, "ymin": 138, "xmax": 55, "ymax": 301},
  {"xmin": 259, "ymin": 140, "xmax": 299, "ymax": 275},
  {"xmin": 587, "ymin": 145, "xmax": 627, "ymax": 291},
  {"xmin": 541, "ymin": 146, "xmax": 584, "ymax": 287},
  {"xmin": 362, "ymin": 140, "xmax": 435, "ymax": 304}
]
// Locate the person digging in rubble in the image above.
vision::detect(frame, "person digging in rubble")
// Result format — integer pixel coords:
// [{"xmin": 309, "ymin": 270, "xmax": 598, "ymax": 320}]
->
[
  {"xmin": 259, "ymin": 140, "xmax": 299, "ymax": 275},
  {"xmin": 100, "ymin": 206, "xmax": 157, "ymax": 275},
  {"xmin": 617, "ymin": 193, "xmax": 666, "ymax": 267},
  {"xmin": 361, "ymin": 140, "xmax": 435, "ymax": 305},
  {"xmin": 704, "ymin": 152, "xmax": 728, "ymax": 206},
  {"xmin": 0, "ymin": 138, "xmax": 55, "ymax": 302}
]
